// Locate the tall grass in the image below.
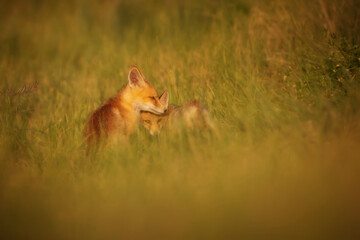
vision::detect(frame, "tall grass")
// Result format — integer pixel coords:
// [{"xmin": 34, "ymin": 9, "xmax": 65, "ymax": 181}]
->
[{"xmin": 1, "ymin": 0, "xmax": 360, "ymax": 239}]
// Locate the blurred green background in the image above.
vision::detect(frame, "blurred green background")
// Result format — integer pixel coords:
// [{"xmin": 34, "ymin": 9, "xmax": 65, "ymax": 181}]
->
[{"xmin": 1, "ymin": 0, "xmax": 360, "ymax": 239}]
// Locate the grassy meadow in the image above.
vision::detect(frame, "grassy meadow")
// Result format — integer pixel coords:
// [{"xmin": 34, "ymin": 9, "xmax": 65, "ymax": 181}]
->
[{"xmin": 1, "ymin": 0, "xmax": 360, "ymax": 239}]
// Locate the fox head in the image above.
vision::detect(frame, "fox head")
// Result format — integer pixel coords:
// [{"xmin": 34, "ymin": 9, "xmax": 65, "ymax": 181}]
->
[
  {"xmin": 140, "ymin": 90, "xmax": 169, "ymax": 135},
  {"xmin": 127, "ymin": 66, "xmax": 167, "ymax": 114}
]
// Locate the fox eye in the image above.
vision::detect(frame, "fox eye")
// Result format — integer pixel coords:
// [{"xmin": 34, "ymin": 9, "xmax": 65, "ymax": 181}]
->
[
  {"xmin": 144, "ymin": 120, "xmax": 151, "ymax": 124},
  {"xmin": 150, "ymin": 96, "xmax": 156, "ymax": 100},
  {"xmin": 157, "ymin": 118, "xmax": 162, "ymax": 123}
]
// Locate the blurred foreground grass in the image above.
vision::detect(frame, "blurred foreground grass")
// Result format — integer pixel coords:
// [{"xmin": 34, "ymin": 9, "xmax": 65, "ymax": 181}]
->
[{"xmin": 1, "ymin": 0, "xmax": 360, "ymax": 239}]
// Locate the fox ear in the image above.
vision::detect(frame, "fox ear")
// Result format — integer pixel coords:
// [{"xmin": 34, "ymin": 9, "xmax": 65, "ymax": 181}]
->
[
  {"xmin": 128, "ymin": 66, "xmax": 145, "ymax": 88},
  {"xmin": 159, "ymin": 90, "xmax": 169, "ymax": 109}
]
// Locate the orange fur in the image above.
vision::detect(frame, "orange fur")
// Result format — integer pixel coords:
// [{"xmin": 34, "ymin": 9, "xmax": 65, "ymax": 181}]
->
[
  {"xmin": 84, "ymin": 66, "xmax": 166, "ymax": 147},
  {"xmin": 141, "ymin": 99, "xmax": 214, "ymax": 135}
]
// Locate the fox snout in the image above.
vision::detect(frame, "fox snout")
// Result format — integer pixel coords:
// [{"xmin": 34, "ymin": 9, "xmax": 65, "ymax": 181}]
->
[
  {"xmin": 153, "ymin": 99, "xmax": 166, "ymax": 112},
  {"xmin": 149, "ymin": 128, "xmax": 160, "ymax": 136},
  {"xmin": 144, "ymin": 102, "xmax": 166, "ymax": 115},
  {"xmin": 141, "ymin": 90, "xmax": 169, "ymax": 114},
  {"xmin": 145, "ymin": 120, "xmax": 162, "ymax": 136}
]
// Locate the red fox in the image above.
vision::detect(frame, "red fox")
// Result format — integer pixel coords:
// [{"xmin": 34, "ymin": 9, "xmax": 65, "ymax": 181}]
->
[
  {"xmin": 84, "ymin": 66, "xmax": 167, "ymax": 146},
  {"xmin": 140, "ymin": 92, "xmax": 215, "ymax": 135}
]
